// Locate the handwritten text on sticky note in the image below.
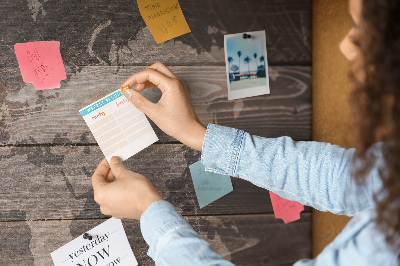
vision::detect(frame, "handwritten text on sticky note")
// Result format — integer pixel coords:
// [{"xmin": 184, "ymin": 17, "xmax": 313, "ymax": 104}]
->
[
  {"xmin": 14, "ymin": 41, "xmax": 66, "ymax": 90},
  {"xmin": 269, "ymin": 191, "xmax": 304, "ymax": 224},
  {"xmin": 137, "ymin": 0, "xmax": 191, "ymax": 44},
  {"xmin": 189, "ymin": 161, "xmax": 233, "ymax": 209}
]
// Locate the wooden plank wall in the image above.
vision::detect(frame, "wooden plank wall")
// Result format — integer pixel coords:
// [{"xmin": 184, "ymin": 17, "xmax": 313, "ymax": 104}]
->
[{"xmin": 0, "ymin": 0, "xmax": 312, "ymax": 265}]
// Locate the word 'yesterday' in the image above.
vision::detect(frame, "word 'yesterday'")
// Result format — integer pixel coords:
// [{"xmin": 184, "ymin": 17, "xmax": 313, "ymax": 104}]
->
[{"xmin": 68, "ymin": 233, "xmax": 109, "ymax": 260}]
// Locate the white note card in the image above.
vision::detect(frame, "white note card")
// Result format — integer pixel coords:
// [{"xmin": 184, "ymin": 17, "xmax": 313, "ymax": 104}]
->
[
  {"xmin": 51, "ymin": 218, "xmax": 138, "ymax": 266},
  {"xmin": 79, "ymin": 89, "xmax": 158, "ymax": 162}
]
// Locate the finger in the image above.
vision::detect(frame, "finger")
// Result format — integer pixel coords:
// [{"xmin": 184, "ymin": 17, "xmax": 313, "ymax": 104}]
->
[
  {"xmin": 136, "ymin": 61, "xmax": 178, "ymax": 91},
  {"xmin": 135, "ymin": 81, "xmax": 156, "ymax": 92},
  {"xmin": 121, "ymin": 88, "xmax": 157, "ymax": 116},
  {"xmin": 92, "ymin": 158, "xmax": 110, "ymax": 189},
  {"xmin": 147, "ymin": 61, "xmax": 177, "ymax": 79},
  {"xmin": 121, "ymin": 68, "xmax": 173, "ymax": 93},
  {"xmin": 109, "ymin": 156, "xmax": 130, "ymax": 179},
  {"xmin": 105, "ymin": 169, "xmax": 116, "ymax": 183}
]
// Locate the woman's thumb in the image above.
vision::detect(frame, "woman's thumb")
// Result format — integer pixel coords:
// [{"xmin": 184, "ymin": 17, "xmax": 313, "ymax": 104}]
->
[{"xmin": 109, "ymin": 156, "xmax": 128, "ymax": 178}]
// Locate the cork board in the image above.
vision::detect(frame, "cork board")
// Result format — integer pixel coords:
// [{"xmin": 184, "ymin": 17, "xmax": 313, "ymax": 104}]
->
[{"xmin": 312, "ymin": 0, "xmax": 353, "ymax": 257}]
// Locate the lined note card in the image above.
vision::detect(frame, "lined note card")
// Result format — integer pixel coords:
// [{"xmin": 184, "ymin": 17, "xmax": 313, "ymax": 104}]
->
[
  {"xmin": 189, "ymin": 161, "xmax": 233, "ymax": 208},
  {"xmin": 80, "ymin": 90, "xmax": 158, "ymax": 162},
  {"xmin": 14, "ymin": 41, "xmax": 66, "ymax": 90},
  {"xmin": 137, "ymin": 0, "xmax": 191, "ymax": 44}
]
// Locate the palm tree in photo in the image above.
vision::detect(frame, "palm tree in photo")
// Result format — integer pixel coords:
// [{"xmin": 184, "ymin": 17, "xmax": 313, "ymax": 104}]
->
[
  {"xmin": 253, "ymin": 53, "xmax": 258, "ymax": 73},
  {"xmin": 228, "ymin": 56, "xmax": 233, "ymax": 73},
  {"xmin": 260, "ymin": 55, "xmax": 266, "ymax": 72},
  {"xmin": 244, "ymin": 56, "xmax": 251, "ymax": 77},
  {"xmin": 227, "ymin": 56, "xmax": 234, "ymax": 83},
  {"xmin": 237, "ymin": 51, "xmax": 242, "ymax": 76},
  {"xmin": 231, "ymin": 64, "xmax": 239, "ymax": 73}
]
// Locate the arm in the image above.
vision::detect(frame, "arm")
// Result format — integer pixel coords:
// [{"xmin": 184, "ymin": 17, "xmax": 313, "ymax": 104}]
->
[
  {"xmin": 119, "ymin": 61, "xmax": 385, "ymax": 216},
  {"xmin": 119, "ymin": 62, "xmax": 383, "ymax": 217},
  {"xmin": 201, "ymin": 124, "xmax": 383, "ymax": 216},
  {"xmin": 91, "ymin": 157, "xmax": 233, "ymax": 266},
  {"xmin": 141, "ymin": 201, "xmax": 234, "ymax": 266}
]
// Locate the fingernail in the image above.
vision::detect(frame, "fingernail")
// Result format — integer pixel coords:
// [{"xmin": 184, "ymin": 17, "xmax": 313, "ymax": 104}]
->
[
  {"xmin": 125, "ymin": 89, "xmax": 133, "ymax": 100},
  {"xmin": 110, "ymin": 156, "xmax": 122, "ymax": 165}
]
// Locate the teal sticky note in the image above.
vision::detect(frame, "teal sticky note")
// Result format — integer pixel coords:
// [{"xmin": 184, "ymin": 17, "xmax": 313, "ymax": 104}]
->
[{"xmin": 189, "ymin": 161, "xmax": 233, "ymax": 208}]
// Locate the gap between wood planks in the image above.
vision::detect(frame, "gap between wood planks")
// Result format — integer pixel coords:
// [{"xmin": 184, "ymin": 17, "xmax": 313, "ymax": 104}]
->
[
  {"xmin": 0, "ymin": 141, "xmax": 183, "ymax": 148},
  {"xmin": 0, "ymin": 211, "xmax": 311, "ymax": 223},
  {"xmin": 50, "ymin": 63, "xmax": 312, "ymax": 67}
]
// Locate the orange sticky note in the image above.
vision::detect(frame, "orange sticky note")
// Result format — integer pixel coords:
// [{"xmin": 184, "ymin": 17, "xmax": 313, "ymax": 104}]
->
[
  {"xmin": 137, "ymin": 0, "xmax": 191, "ymax": 44},
  {"xmin": 14, "ymin": 41, "xmax": 66, "ymax": 90},
  {"xmin": 269, "ymin": 191, "xmax": 304, "ymax": 224}
]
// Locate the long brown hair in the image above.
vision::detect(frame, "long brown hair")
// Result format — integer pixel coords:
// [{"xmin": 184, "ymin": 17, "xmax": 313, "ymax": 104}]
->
[{"xmin": 350, "ymin": 0, "xmax": 400, "ymax": 251}]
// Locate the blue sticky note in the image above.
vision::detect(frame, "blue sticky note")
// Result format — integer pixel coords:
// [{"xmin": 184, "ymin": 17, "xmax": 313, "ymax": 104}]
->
[{"xmin": 189, "ymin": 161, "xmax": 233, "ymax": 208}]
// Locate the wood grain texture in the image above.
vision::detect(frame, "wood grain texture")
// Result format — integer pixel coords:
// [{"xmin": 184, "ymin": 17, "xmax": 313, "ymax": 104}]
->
[
  {"xmin": 0, "ymin": 144, "xmax": 311, "ymax": 221},
  {"xmin": 0, "ymin": 213, "xmax": 311, "ymax": 266},
  {"xmin": 0, "ymin": 0, "xmax": 313, "ymax": 263},
  {"xmin": 0, "ymin": 66, "xmax": 311, "ymax": 145},
  {"xmin": 0, "ymin": 0, "xmax": 311, "ymax": 68}
]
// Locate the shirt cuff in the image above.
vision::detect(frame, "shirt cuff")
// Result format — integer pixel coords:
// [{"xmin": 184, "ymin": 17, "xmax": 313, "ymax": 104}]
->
[
  {"xmin": 201, "ymin": 124, "xmax": 245, "ymax": 177},
  {"xmin": 140, "ymin": 200, "xmax": 191, "ymax": 259}
]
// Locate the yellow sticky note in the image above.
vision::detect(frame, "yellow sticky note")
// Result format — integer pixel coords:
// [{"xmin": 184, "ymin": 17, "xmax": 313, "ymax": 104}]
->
[{"xmin": 137, "ymin": 0, "xmax": 191, "ymax": 44}]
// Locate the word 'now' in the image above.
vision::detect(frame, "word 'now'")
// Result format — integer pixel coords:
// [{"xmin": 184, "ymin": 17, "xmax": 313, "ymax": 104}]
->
[{"xmin": 76, "ymin": 245, "xmax": 118, "ymax": 266}]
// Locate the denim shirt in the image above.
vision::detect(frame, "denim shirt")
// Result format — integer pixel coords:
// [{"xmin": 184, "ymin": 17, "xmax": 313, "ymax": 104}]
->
[{"xmin": 140, "ymin": 124, "xmax": 399, "ymax": 265}]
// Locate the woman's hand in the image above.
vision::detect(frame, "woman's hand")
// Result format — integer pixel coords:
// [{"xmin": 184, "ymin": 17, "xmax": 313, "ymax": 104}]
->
[
  {"xmin": 120, "ymin": 61, "xmax": 206, "ymax": 151},
  {"xmin": 91, "ymin": 157, "xmax": 164, "ymax": 220}
]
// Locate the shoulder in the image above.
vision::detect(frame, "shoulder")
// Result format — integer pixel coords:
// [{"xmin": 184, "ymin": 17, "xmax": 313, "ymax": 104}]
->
[{"xmin": 324, "ymin": 209, "xmax": 399, "ymax": 265}]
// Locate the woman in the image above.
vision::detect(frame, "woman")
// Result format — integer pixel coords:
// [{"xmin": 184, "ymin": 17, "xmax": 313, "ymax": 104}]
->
[{"xmin": 91, "ymin": 0, "xmax": 400, "ymax": 264}]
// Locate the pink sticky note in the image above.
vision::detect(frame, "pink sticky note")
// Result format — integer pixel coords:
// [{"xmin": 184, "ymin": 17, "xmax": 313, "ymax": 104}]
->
[
  {"xmin": 269, "ymin": 191, "xmax": 304, "ymax": 224},
  {"xmin": 14, "ymin": 41, "xmax": 66, "ymax": 90}
]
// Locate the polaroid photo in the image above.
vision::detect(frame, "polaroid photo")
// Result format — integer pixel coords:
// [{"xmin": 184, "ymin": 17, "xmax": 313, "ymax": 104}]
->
[{"xmin": 224, "ymin": 30, "xmax": 270, "ymax": 100}]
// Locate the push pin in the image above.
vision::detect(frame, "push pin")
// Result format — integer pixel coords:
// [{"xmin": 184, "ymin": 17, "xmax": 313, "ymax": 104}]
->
[
  {"xmin": 243, "ymin": 33, "xmax": 252, "ymax": 39},
  {"xmin": 120, "ymin": 85, "xmax": 130, "ymax": 92},
  {"xmin": 83, "ymin": 233, "xmax": 94, "ymax": 240}
]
